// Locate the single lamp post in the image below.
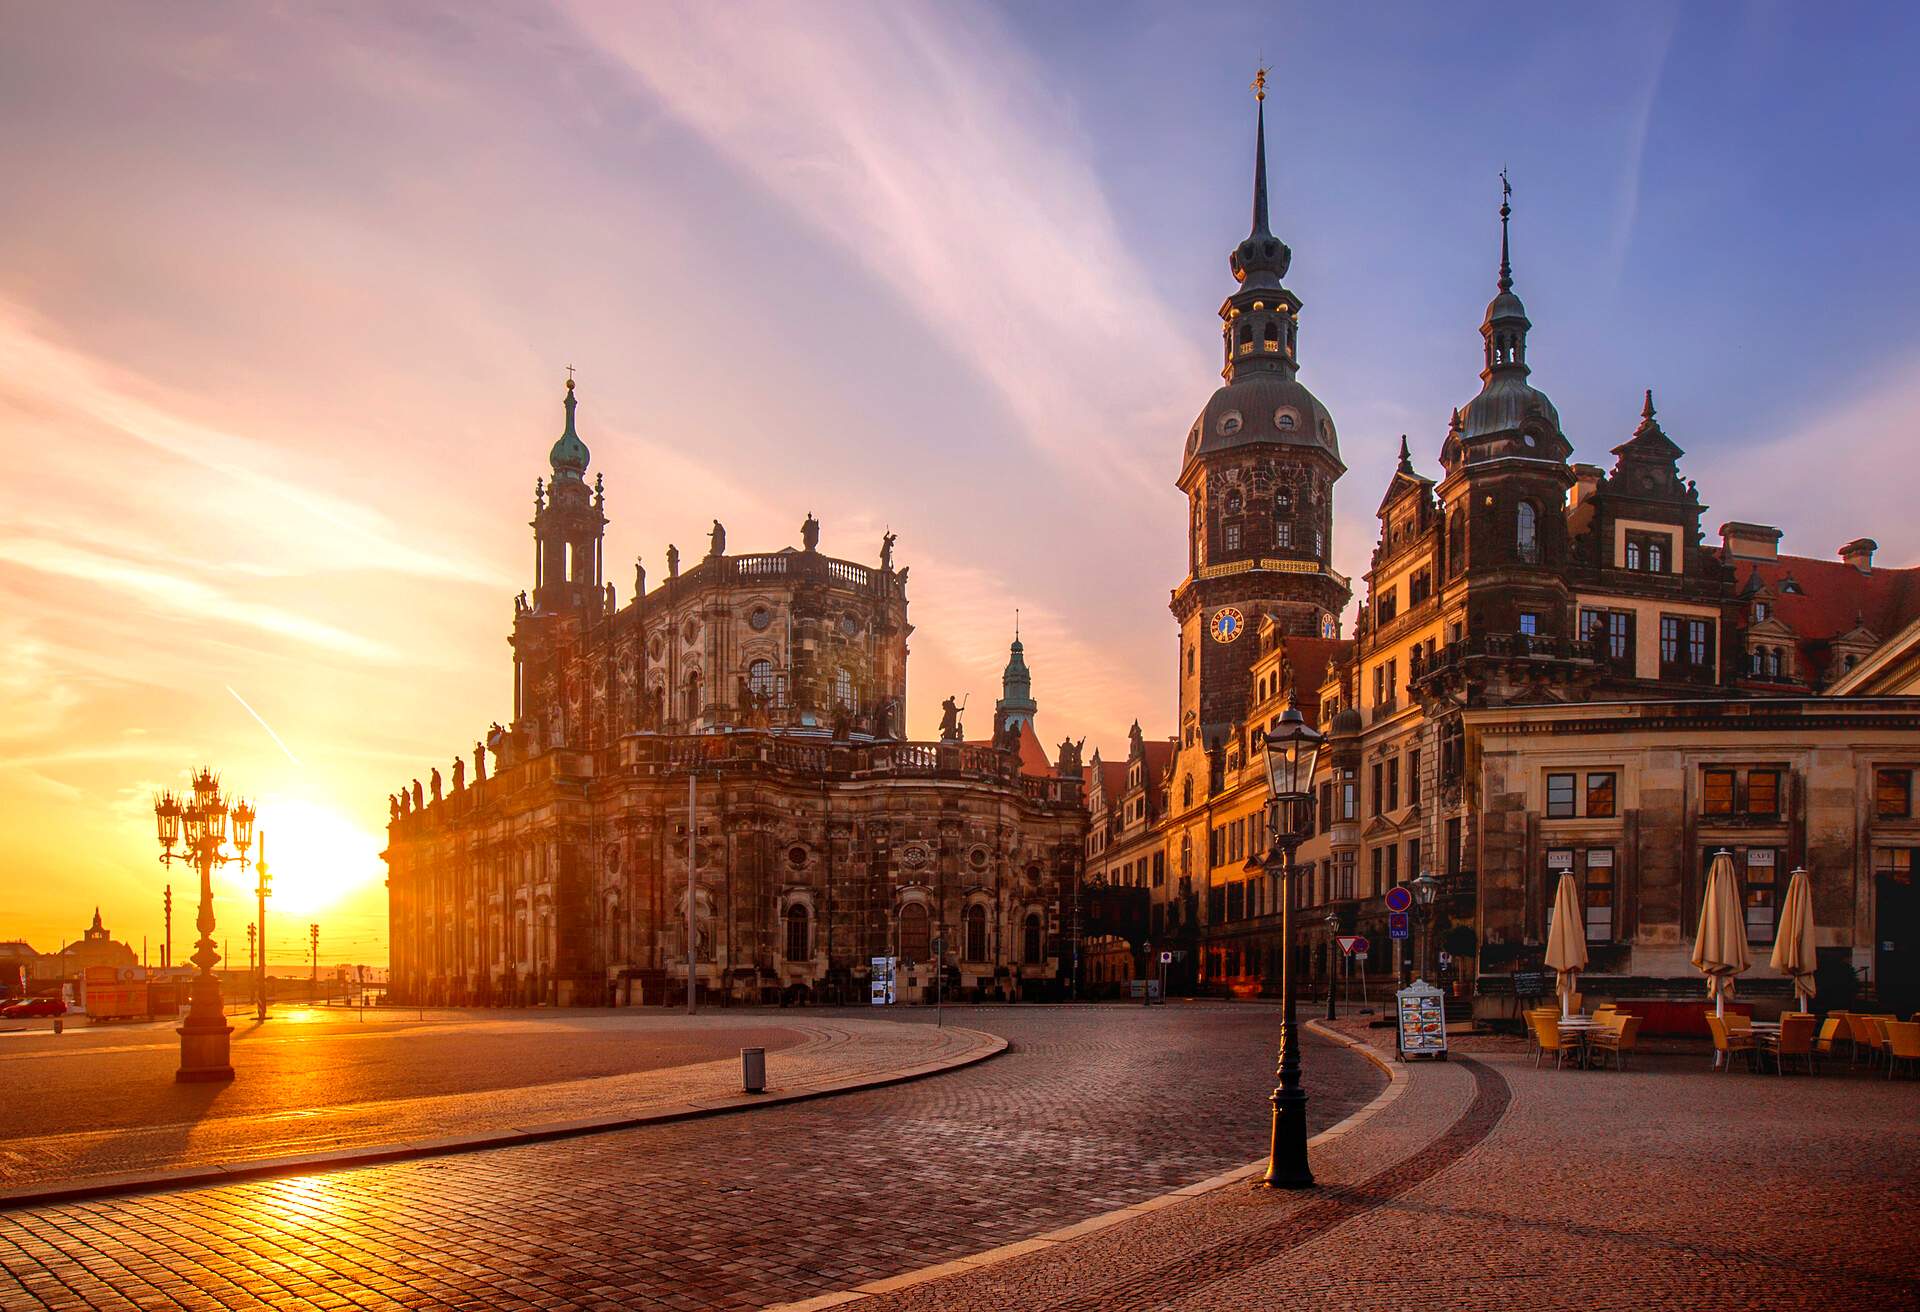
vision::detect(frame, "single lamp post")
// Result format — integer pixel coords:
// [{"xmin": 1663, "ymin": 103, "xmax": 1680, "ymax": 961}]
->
[
  {"xmin": 1255, "ymin": 707, "xmax": 1323, "ymax": 1191},
  {"xmin": 154, "ymin": 770, "xmax": 254, "ymax": 1082},
  {"xmin": 255, "ymin": 833, "xmax": 272, "ymax": 1022},
  {"xmin": 1323, "ymin": 910, "xmax": 1340, "ymax": 1021},
  {"xmin": 1413, "ymin": 870, "xmax": 1440, "ymax": 982}
]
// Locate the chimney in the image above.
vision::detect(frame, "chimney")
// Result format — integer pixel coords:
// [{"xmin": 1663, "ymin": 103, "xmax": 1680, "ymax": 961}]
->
[
  {"xmin": 1569, "ymin": 463, "xmax": 1604, "ymax": 509},
  {"xmin": 1719, "ymin": 521, "xmax": 1782, "ymax": 562},
  {"xmin": 1839, "ymin": 537, "xmax": 1877, "ymax": 575}
]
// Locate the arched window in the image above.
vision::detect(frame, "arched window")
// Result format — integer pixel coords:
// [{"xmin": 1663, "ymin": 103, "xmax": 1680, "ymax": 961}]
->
[
  {"xmin": 784, "ymin": 904, "xmax": 810, "ymax": 961},
  {"xmin": 1023, "ymin": 912, "xmax": 1043, "ymax": 965},
  {"xmin": 1275, "ymin": 487, "xmax": 1293, "ymax": 514},
  {"xmin": 1182, "ymin": 775, "xmax": 1194, "ymax": 808},
  {"xmin": 1515, "ymin": 501, "xmax": 1538, "ymax": 563},
  {"xmin": 964, "ymin": 903, "xmax": 988, "ymax": 962},
  {"xmin": 683, "ymin": 670, "xmax": 702, "ymax": 720},
  {"xmin": 834, "ymin": 666, "xmax": 854, "ymax": 711},
  {"xmin": 747, "ymin": 659, "xmax": 776, "ymax": 702},
  {"xmin": 1448, "ymin": 510, "xmax": 1466, "ymax": 576},
  {"xmin": 898, "ymin": 903, "xmax": 931, "ymax": 963},
  {"xmin": 1180, "ymin": 834, "xmax": 1193, "ymax": 876}
]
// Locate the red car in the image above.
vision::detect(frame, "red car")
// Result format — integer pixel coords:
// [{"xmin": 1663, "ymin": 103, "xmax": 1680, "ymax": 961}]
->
[{"xmin": 0, "ymin": 997, "xmax": 66, "ymax": 1018}]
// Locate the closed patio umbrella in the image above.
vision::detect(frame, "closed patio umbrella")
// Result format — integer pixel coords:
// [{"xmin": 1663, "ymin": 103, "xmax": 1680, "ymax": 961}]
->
[
  {"xmin": 1544, "ymin": 872, "xmax": 1587, "ymax": 1018},
  {"xmin": 1769, "ymin": 866, "xmax": 1817, "ymax": 1013},
  {"xmin": 1692, "ymin": 849, "xmax": 1751, "ymax": 1019}
]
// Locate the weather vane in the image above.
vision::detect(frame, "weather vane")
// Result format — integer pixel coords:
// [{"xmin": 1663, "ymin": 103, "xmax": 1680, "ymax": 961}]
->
[
  {"xmin": 1500, "ymin": 166, "xmax": 1511, "ymax": 203},
  {"xmin": 1252, "ymin": 65, "xmax": 1270, "ymax": 102}
]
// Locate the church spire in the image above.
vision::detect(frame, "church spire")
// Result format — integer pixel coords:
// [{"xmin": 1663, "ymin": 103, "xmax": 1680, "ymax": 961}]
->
[
  {"xmin": 548, "ymin": 373, "xmax": 591, "ymax": 483},
  {"xmin": 1250, "ymin": 66, "xmax": 1271, "ymax": 239},
  {"xmin": 1498, "ymin": 167, "xmax": 1513, "ymax": 293}
]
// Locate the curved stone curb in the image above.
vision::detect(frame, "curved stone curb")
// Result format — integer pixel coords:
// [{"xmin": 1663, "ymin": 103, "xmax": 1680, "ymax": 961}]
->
[
  {"xmin": 0, "ymin": 1027, "xmax": 1006, "ymax": 1213},
  {"xmin": 758, "ymin": 1020, "xmax": 1404, "ymax": 1312}
]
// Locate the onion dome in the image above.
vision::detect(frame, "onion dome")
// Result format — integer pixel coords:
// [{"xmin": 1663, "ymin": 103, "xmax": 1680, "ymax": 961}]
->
[
  {"xmin": 548, "ymin": 377, "xmax": 590, "ymax": 482},
  {"xmin": 1458, "ymin": 175, "xmax": 1563, "ymax": 446}
]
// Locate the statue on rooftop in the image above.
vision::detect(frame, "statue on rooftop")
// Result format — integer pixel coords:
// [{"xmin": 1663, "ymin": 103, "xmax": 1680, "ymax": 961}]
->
[
  {"xmin": 452, "ymin": 756, "xmax": 465, "ymax": 792},
  {"xmin": 880, "ymin": 530, "xmax": 896, "ymax": 571},
  {"xmin": 429, "ymin": 768, "xmax": 442, "ymax": 804},
  {"xmin": 938, "ymin": 695, "xmax": 963, "ymax": 742},
  {"xmin": 801, "ymin": 512, "xmax": 820, "ymax": 553},
  {"xmin": 709, "ymin": 520, "xmax": 726, "ymax": 557},
  {"xmin": 666, "ymin": 544, "xmax": 680, "ymax": 578}
]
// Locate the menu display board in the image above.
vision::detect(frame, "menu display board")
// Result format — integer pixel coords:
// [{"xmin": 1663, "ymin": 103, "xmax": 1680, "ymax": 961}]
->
[{"xmin": 1396, "ymin": 980, "xmax": 1449, "ymax": 1060}]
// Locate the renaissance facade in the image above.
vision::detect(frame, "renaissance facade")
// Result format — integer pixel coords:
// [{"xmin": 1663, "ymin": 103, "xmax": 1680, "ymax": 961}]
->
[
  {"xmin": 1088, "ymin": 89, "xmax": 1920, "ymax": 1018},
  {"xmin": 384, "ymin": 385, "xmax": 1085, "ymax": 1007}
]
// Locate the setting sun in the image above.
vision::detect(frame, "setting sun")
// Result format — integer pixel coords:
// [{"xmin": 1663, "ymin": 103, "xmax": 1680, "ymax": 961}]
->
[{"xmin": 232, "ymin": 796, "xmax": 384, "ymax": 920}]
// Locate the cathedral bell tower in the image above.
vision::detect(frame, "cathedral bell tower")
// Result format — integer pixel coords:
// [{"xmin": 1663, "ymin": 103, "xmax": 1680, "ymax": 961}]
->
[
  {"xmin": 512, "ymin": 376, "xmax": 610, "ymax": 753},
  {"xmin": 1172, "ymin": 72, "xmax": 1351, "ymax": 755},
  {"xmin": 992, "ymin": 619, "xmax": 1038, "ymax": 743}
]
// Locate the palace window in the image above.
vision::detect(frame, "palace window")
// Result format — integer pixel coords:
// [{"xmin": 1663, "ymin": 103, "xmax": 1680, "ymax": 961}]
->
[
  {"xmin": 1276, "ymin": 522, "xmax": 1292, "ymax": 548},
  {"xmin": 1371, "ymin": 763, "xmax": 1384, "ymax": 817},
  {"xmin": 747, "ymin": 659, "xmax": 777, "ymax": 703},
  {"xmin": 1586, "ymin": 772, "xmax": 1617, "ymax": 818},
  {"xmin": 1023, "ymin": 912, "xmax": 1044, "ymax": 965},
  {"xmin": 1516, "ymin": 501, "xmax": 1539, "ymax": 563},
  {"xmin": 1660, "ymin": 616, "xmax": 1681, "ymax": 664},
  {"xmin": 1753, "ymin": 600, "xmax": 1770, "ymax": 622},
  {"xmin": 1408, "ymin": 568, "xmax": 1432, "ymax": 605},
  {"xmin": 1702, "ymin": 766, "xmax": 1783, "ymax": 818},
  {"xmin": 1340, "ymin": 768, "xmax": 1358, "ymax": 820},
  {"xmin": 1586, "ymin": 849, "xmax": 1616, "ymax": 941},
  {"xmin": 899, "ymin": 903, "xmax": 930, "ymax": 964},
  {"xmin": 1370, "ymin": 847, "xmax": 1383, "ymax": 896},
  {"xmin": 1547, "ymin": 772, "xmax": 1577, "ymax": 818},
  {"xmin": 1334, "ymin": 852, "xmax": 1357, "ymax": 899},
  {"xmin": 1386, "ymin": 757, "xmax": 1401, "ymax": 811},
  {"xmin": 963, "ymin": 903, "xmax": 988, "ymax": 962},
  {"xmin": 1409, "ymin": 749, "xmax": 1422, "ymax": 805},
  {"xmin": 785, "ymin": 905, "xmax": 810, "ymax": 961},
  {"xmin": 1687, "ymin": 619, "xmax": 1711, "ymax": 667},
  {"xmin": 1377, "ymin": 586, "xmax": 1397, "ymax": 625},
  {"xmin": 1624, "ymin": 530, "xmax": 1670, "ymax": 573},
  {"xmin": 1518, "ymin": 611, "xmax": 1539, "ymax": 637},
  {"xmin": 1875, "ymin": 768, "xmax": 1912, "ymax": 818},
  {"xmin": 835, "ymin": 666, "xmax": 855, "ymax": 710},
  {"xmin": 1275, "ymin": 487, "xmax": 1293, "ymax": 514},
  {"xmin": 1224, "ymin": 523, "xmax": 1242, "ymax": 551},
  {"xmin": 1447, "ymin": 509, "xmax": 1466, "ymax": 576}
]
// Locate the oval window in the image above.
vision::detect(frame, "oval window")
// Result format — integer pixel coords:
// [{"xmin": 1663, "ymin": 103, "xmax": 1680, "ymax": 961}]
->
[{"xmin": 1216, "ymin": 410, "xmax": 1243, "ymax": 436}]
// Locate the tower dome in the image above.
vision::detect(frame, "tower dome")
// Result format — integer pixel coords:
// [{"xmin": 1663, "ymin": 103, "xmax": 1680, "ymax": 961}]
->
[
  {"xmin": 549, "ymin": 377, "xmax": 591, "ymax": 482},
  {"xmin": 1457, "ymin": 176, "xmax": 1565, "ymax": 450}
]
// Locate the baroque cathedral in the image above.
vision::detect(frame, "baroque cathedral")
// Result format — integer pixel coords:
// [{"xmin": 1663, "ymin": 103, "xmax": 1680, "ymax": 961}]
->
[
  {"xmin": 1085, "ymin": 81, "xmax": 1920, "ymax": 1020},
  {"xmin": 383, "ymin": 383, "xmax": 1085, "ymax": 1007}
]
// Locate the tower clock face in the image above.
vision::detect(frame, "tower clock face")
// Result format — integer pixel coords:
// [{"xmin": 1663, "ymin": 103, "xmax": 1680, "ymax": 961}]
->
[{"xmin": 1209, "ymin": 607, "xmax": 1245, "ymax": 643}]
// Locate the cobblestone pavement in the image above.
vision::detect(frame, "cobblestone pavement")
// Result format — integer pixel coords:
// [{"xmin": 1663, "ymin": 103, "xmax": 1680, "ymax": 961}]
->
[
  {"xmin": 0, "ymin": 1004, "xmax": 1378, "ymax": 1310},
  {"xmin": 4, "ymin": 1010, "xmax": 890, "ymax": 1193},
  {"xmin": 869, "ymin": 1023, "xmax": 1920, "ymax": 1312}
]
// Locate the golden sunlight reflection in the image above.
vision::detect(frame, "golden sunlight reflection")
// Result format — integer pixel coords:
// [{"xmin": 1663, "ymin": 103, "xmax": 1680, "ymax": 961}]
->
[{"xmin": 225, "ymin": 796, "xmax": 384, "ymax": 919}]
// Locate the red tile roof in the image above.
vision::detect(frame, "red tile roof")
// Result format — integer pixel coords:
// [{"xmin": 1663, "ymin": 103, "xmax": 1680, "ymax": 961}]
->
[
  {"xmin": 964, "ymin": 720, "xmax": 1057, "ymax": 778},
  {"xmin": 1726, "ymin": 551, "xmax": 1920, "ymax": 682},
  {"xmin": 1277, "ymin": 637, "xmax": 1354, "ymax": 701}
]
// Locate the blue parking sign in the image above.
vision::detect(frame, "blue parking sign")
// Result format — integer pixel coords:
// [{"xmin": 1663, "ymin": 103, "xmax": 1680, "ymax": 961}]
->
[{"xmin": 1387, "ymin": 911, "xmax": 1411, "ymax": 940}]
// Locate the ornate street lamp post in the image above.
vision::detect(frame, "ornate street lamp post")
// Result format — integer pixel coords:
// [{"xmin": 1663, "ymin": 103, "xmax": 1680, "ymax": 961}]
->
[
  {"xmin": 154, "ymin": 769, "xmax": 255, "ymax": 1082},
  {"xmin": 1256, "ymin": 708, "xmax": 1324, "ymax": 1191},
  {"xmin": 1413, "ymin": 870, "xmax": 1440, "ymax": 981}
]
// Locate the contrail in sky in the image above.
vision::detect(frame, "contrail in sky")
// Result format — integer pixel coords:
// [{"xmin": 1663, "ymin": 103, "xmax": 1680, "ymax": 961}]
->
[{"xmin": 226, "ymin": 685, "xmax": 301, "ymax": 766}]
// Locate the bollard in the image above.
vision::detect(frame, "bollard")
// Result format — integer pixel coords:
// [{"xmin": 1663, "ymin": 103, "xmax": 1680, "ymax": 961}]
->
[
  {"xmin": 741, "ymin": 1046, "xmax": 766, "ymax": 1094},
  {"xmin": 53, "ymin": 1018, "xmax": 63, "ymax": 1036}
]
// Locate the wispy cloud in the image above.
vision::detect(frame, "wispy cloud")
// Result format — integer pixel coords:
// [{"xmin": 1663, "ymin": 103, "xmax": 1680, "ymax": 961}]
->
[
  {"xmin": 227, "ymin": 685, "xmax": 302, "ymax": 766},
  {"xmin": 1609, "ymin": 17, "xmax": 1677, "ymax": 286},
  {"xmin": 570, "ymin": 0, "xmax": 1209, "ymax": 503}
]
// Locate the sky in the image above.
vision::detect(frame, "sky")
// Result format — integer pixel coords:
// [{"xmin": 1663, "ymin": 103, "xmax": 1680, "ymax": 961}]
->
[{"xmin": 3, "ymin": 2, "xmax": 1916, "ymax": 964}]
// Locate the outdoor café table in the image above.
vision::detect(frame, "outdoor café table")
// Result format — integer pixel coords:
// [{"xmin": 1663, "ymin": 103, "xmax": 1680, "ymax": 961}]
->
[
  {"xmin": 1749, "ymin": 1020, "xmax": 1783, "ymax": 1065},
  {"xmin": 1556, "ymin": 1016, "xmax": 1609, "ymax": 1068}
]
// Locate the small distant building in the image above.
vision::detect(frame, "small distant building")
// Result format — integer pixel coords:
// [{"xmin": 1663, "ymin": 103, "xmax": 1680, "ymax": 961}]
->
[{"xmin": 47, "ymin": 909, "xmax": 137, "ymax": 978}]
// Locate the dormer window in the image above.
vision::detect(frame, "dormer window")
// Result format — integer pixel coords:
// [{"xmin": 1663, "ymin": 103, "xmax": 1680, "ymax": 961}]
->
[
  {"xmin": 1752, "ymin": 601, "xmax": 1770, "ymax": 621},
  {"xmin": 1217, "ymin": 411, "xmax": 1244, "ymax": 436},
  {"xmin": 1276, "ymin": 410, "xmax": 1297, "ymax": 431}
]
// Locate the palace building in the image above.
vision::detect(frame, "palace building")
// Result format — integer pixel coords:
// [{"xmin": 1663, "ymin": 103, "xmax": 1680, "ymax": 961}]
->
[
  {"xmin": 383, "ymin": 383, "xmax": 1086, "ymax": 1008},
  {"xmin": 1086, "ymin": 88, "xmax": 1920, "ymax": 1018}
]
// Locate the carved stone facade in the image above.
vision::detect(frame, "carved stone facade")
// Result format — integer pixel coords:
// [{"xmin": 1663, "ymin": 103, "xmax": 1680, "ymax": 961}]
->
[{"xmin": 386, "ymin": 386, "xmax": 1085, "ymax": 1007}]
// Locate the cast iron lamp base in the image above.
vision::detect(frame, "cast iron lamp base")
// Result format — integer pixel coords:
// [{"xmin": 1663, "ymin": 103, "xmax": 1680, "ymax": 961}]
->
[{"xmin": 1254, "ymin": 1086, "xmax": 1314, "ymax": 1189}]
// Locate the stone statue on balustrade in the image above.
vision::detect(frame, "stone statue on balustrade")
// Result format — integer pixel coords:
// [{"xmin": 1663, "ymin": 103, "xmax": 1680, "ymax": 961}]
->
[
  {"xmin": 452, "ymin": 756, "xmax": 465, "ymax": 792},
  {"xmin": 938, "ymin": 695, "xmax": 963, "ymax": 742},
  {"xmin": 429, "ymin": 768, "xmax": 442, "ymax": 803}
]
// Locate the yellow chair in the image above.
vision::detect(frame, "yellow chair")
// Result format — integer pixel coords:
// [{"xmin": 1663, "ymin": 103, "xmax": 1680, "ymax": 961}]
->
[
  {"xmin": 1723, "ymin": 1011, "xmax": 1752, "ymax": 1032},
  {"xmin": 1772, "ymin": 1014, "xmax": 1817, "ymax": 1076},
  {"xmin": 1815, "ymin": 1016, "xmax": 1848, "ymax": 1063},
  {"xmin": 1887, "ymin": 1022, "xmax": 1920, "ymax": 1079},
  {"xmin": 1591, "ymin": 1015, "xmax": 1641, "ymax": 1071},
  {"xmin": 1532, "ymin": 1013, "xmax": 1579, "ymax": 1069},
  {"xmin": 1847, "ymin": 1014, "xmax": 1885, "ymax": 1067},
  {"xmin": 1707, "ymin": 1015, "xmax": 1754, "ymax": 1072}
]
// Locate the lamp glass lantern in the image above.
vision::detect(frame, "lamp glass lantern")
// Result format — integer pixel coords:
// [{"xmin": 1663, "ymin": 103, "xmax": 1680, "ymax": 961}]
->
[
  {"xmin": 1261, "ymin": 707, "xmax": 1324, "ymax": 837},
  {"xmin": 1413, "ymin": 870, "xmax": 1440, "ymax": 907},
  {"xmin": 230, "ymin": 798, "xmax": 256, "ymax": 854}
]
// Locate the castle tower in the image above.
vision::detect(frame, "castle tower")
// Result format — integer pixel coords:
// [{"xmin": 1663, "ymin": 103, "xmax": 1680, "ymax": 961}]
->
[
  {"xmin": 1172, "ymin": 73, "xmax": 1351, "ymax": 753},
  {"xmin": 993, "ymin": 620, "xmax": 1038, "ymax": 742},
  {"xmin": 1434, "ymin": 177, "xmax": 1575, "ymax": 646}
]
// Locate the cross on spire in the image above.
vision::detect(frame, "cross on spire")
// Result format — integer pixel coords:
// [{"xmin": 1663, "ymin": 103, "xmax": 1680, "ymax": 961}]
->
[
  {"xmin": 1497, "ymin": 168, "xmax": 1513, "ymax": 293},
  {"xmin": 1251, "ymin": 64, "xmax": 1269, "ymax": 102}
]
